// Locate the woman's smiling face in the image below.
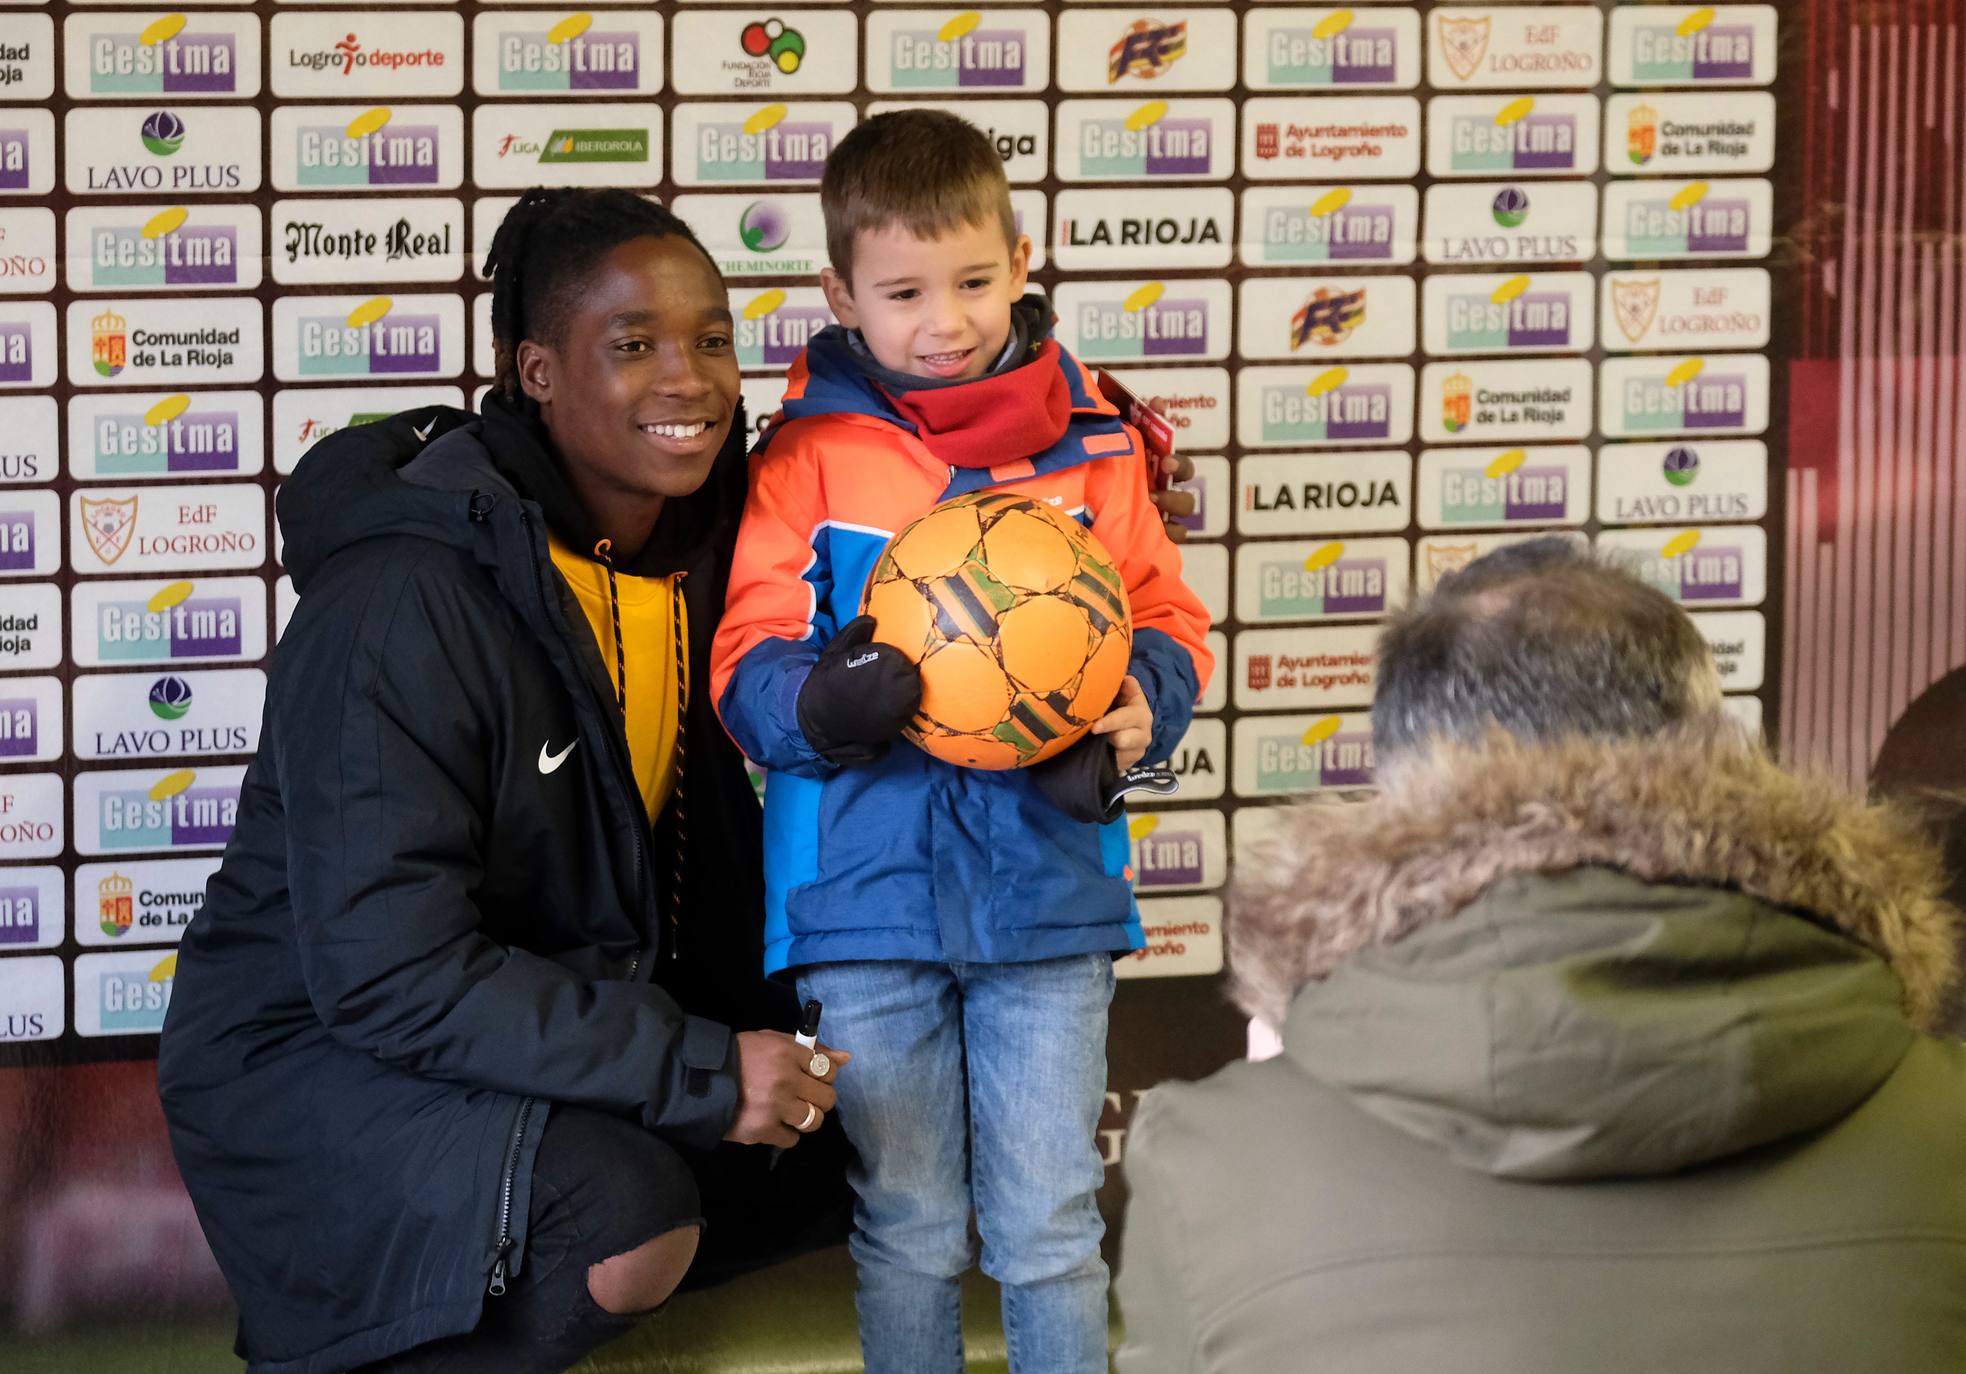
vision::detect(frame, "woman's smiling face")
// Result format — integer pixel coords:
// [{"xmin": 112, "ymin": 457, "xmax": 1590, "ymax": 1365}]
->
[{"xmin": 518, "ymin": 235, "xmax": 741, "ymax": 514}]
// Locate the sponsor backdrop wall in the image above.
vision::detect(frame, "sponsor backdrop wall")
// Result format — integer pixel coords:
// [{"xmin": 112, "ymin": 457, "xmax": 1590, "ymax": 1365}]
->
[{"xmin": 0, "ymin": 0, "xmax": 1807, "ymax": 1350}]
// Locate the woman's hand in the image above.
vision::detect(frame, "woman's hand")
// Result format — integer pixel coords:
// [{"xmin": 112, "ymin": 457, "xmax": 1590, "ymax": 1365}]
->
[
  {"xmin": 1091, "ymin": 674, "xmax": 1154, "ymax": 771},
  {"xmin": 724, "ymin": 1030, "xmax": 849, "ymax": 1148}
]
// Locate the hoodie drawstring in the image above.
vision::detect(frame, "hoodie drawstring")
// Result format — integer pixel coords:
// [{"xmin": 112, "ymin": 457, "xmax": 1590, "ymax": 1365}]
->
[{"xmin": 592, "ymin": 538, "xmax": 688, "ymax": 961}]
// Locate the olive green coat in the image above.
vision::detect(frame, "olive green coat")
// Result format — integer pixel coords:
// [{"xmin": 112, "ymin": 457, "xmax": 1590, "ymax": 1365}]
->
[{"xmin": 1118, "ymin": 725, "xmax": 1966, "ymax": 1374}]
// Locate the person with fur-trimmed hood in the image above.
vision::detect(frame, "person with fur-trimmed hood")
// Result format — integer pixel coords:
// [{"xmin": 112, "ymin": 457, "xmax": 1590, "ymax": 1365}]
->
[{"xmin": 1116, "ymin": 537, "xmax": 1966, "ymax": 1374}]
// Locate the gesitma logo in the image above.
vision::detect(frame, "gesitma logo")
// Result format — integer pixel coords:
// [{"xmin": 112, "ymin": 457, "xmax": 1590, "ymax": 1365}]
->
[
  {"xmin": 1430, "ymin": 448, "xmax": 1578, "ymax": 526},
  {"xmin": 71, "ymin": 205, "xmax": 255, "ymax": 291},
  {"xmin": 86, "ymin": 577, "xmax": 260, "ymax": 664},
  {"xmin": 1248, "ymin": 364, "xmax": 1409, "ymax": 446},
  {"xmin": 1433, "ymin": 273, "xmax": 1585, "ymax": 352},
  {"xmin": 1242, "ymin": 186, "xmax": 1416, "ymax": 266},
  {"xmin": 1615, "ymin": 527, "xmax": 1756, "ymax": 605},
  {"xmin": 1256, "ymin": 541, "xmax": 1389, "ymax": 619},
  {"xmin": 277, "ymin": 294, "xmax": 462, "ymax": 381},
  {"xmin": 88, "ymin": 766, "xmax": 241, "ymax": 852},
  {"xmin": 1606, "ymin": 179, "xmax": 1770, "ymax": 259},
  {"xmin": 96, "ymin": 951, "xmax": 177, "ymax": 1032},
  {"xmin": 0, "ymin": 881, "xmax": 43, "ymax": 946},
  {"xmin": 1251, "ymin": 714, "xmax": 1376, "ymax": 792},
  {"xmin": 0, "ymin": 317, "xmax": 36, "ymax": 386},
  {"xmin": 488, "ymin": 12, "xmax": 648, "ymax": 93},
  {"xmin": 731, "ymin": 287, "xmax": 832, "ymax": 371},
  {"xmin": 292, "ymin": 106, "xmax": 444, "ymax": 187},
  {"xmin": 1603, "ymin": 355, "xmax": 1767, "ymax": 436},
  {"xmin": 674, "ymin": 103, "xmax": 851, "ymax": 185},
  {"xmin": 1056, "ymin": 280, "xmax": 1224, "ymax": 362},
  {"xmin": 1433, "ymin": 96, "xmax": 1595, "ymax": 176},
  {"xmin": 0, "ymin": 692, "xmax": 37, "ymax": 758},
  {"xmin": 1625, "ymin": 7, "xmax": 1761, "ymax": 83},
  {"xmin": 0, "ymin": 125, "xmax": 30, "ymax": 192},
  {"xmin": 875, "ymin": 10, "xmax": 1041, "ymax": 90},
  {"xmin": 1061, "ymin": 99, "xmax": 1227, "ymax": 178},
  {"xmin": 79, "ymin": 13, "xmax": 248, "ymax": 97},
  {"xmin": 1254, "ymin": 9, "xmax": 1406, "ymax": 86}
]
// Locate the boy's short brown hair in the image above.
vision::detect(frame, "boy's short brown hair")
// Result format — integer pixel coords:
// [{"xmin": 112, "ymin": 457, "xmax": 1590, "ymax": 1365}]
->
[{"xmin": 821, "ymin": 109, "xmax": 1020, "ymax": 288}]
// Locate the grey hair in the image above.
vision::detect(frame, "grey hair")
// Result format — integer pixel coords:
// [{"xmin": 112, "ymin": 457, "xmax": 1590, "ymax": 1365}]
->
[{"xmin": 1371, "ymin": 537, "xmax": 1723, "ymax": 764}]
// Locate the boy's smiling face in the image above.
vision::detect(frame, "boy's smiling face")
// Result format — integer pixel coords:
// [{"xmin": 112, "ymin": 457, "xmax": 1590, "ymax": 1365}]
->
[{"xmin": 821, "ymin": 218, "xmax": 1033, "ymax": 382}]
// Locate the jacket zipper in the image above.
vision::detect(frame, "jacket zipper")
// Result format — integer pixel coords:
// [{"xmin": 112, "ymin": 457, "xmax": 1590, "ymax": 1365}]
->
[{"xmin": 486, "ymin": 1095, "xmax": 536, "ymax": 1296}]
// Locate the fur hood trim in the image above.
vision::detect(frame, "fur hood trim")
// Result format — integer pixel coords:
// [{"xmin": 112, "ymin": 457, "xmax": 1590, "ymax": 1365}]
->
[{"xmin": 1228, "ymin": 718, "xmax": 1962, "ymax": 1031}]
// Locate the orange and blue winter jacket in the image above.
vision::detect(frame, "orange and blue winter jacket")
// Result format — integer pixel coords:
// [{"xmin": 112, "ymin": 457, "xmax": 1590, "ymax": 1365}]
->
[{"xmin": 711, "ymin": 328, "xmax": 1213, "ymax": 974}]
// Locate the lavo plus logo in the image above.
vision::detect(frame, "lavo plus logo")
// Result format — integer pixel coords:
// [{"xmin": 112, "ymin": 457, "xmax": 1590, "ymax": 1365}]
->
[
  {"xmin": 80, "ymin": 13, "xmax": 246, "ymax": 96},
  {"xmin": 69, "ymin": 107, "xmax": 258, "ymax": 195},
  {"xmin": 731, "ymin": 288, "xmax": 831, "ymax": 371}
]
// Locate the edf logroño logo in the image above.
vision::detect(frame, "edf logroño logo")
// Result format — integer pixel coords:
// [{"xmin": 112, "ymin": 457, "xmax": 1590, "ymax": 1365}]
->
[
  {"xmin": 489, "ymin": 13, "xmax": 649, "ymax": 93},
  {"xmin": 81, "ymin": 766, "xmax": 244, "ymax": 854},
  {"xmin": 731, "ymin": 288, "xmax": 831, "ymax": 371},
  {"xmin": 292, "ymin": 106, "xmax": 445, "ymax": 187},
  {"xmin": 81, "ymin": 14, "xmax": 247, "ymax": 97},
  {"xmin": 875, "ymin": 10, "xmax": 1041, "ymax": 91}
]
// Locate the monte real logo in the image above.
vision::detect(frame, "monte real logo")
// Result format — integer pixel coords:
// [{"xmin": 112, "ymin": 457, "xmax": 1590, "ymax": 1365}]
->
[
  {"xmin": 67, "ymin": 12, "xmax": 259, "ymax": 99},
  {"xmin": 1244, "ymin": 7, "xmax": 1418, "ymax": 89},
  {"xmin": 274, "ymin": 294, "xmax": 463, "ymax": 381},
  {"xmin": 75, "ymin": 765, "xmax": 246, "ymax": 855},
  {"xmin": 672, "ymin": 103, "xmax": 854, "ymax": 186},
  {"xmin": 1429, "ymin": 95, "xmax": 1598, "ymax": 178},
  {"xmin": 867, "ymin": 9, "xmax": 1048, "ymax": 93},
  {"xmin": 66, "ymin": 205, "xmax": 261, "ymax": 292},
  {"xmin": 272, "ymin": 197, "xmax": 464, "ymax": 286},
  {"xmin": 74, "ymin": 576, "xmax": 269, "ymax": 667},
  {"xmin": 730, "ymin": 287, "xmax": 832, "ymax": 372},
  {"xmin": 67, "ymin": 106, "xmax": 260, "ymax": 196},
  {"xmin": 475, "ymin": 11, "xmax": 661, "ymax": 96},
  {"xmin": 1055, "ymin": 279, "xmax": 1228, "ymax": 363}
]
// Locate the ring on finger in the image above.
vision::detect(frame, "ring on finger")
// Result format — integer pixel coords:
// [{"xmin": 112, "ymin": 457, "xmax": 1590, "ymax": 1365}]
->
[
  {"xmin": 796, "ymin": 1101, "xmax": 820, "ymax": 1132},
  {"xmin": 806, "ymin": 1051, "xmax": 831, "ymax": 1078}
]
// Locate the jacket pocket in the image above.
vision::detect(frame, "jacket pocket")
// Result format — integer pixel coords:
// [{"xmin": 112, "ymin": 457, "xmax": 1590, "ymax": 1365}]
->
[{"xmin": 783, "ymin": 763, "xmax": 938, "ymax": 939}]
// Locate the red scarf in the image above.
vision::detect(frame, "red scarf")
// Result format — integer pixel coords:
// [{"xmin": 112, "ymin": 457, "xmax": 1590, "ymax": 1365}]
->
[{"xmin": 882, "ymin": 340, "xmax": 1073, "ymax": 471}]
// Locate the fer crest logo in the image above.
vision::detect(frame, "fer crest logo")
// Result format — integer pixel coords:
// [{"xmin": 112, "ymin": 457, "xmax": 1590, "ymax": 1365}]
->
[{"xmin": 1109, "ymin": 18, "xmax": 1186, "ymax": 83}]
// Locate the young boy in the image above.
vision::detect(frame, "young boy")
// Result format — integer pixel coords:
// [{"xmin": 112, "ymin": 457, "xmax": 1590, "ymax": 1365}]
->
[{"xmin": 709, "ymin": 110, "xmax": 1213, "ymax": 1374}]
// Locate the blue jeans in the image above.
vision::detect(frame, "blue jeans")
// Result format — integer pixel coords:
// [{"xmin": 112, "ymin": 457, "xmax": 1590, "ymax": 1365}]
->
[{"xmin": 796, "ymin": 955, "xmax": 1116, "ymax": 1374}]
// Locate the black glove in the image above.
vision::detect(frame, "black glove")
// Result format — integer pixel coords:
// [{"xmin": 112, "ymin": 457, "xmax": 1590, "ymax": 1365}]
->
[
  {"xmin": 1030, "ymin": 737, "xmax": 1180, "ymax": 824},
  {"xmin": 796, "ymin": 615, "xmax": 923, "ymax": 767}
]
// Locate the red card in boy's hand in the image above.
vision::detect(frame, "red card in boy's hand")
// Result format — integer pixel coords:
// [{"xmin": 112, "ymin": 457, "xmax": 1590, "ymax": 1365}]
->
[{"xmin": 1097, "ymin": 370, "xmax": 1176, "ymax": 493}]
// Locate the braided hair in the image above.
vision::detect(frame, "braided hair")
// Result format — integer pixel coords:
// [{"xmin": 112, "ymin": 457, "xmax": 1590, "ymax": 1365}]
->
[{"xmin": 481, "ymin": 188, "xmax": 716, "ymax": 399}]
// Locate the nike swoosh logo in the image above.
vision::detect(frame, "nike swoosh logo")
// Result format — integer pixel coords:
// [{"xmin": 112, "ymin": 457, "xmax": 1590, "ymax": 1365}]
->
[
  {"xmin": 538, "ymin": 739, "xmax": 576, "ymax": 774},
  {"xmin": 412, "ymin": 420, "xmax": 434, "ymax": 442}
]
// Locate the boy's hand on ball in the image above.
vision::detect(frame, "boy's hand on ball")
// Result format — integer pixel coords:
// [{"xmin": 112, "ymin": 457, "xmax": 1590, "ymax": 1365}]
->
[
  {"xmin": 797, "ymin": 615, "xmax": 923, "ymax": 766},
  {"xmin": 1091, "ymin": 675, "xmax": 1153, "ymax": 769}
]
